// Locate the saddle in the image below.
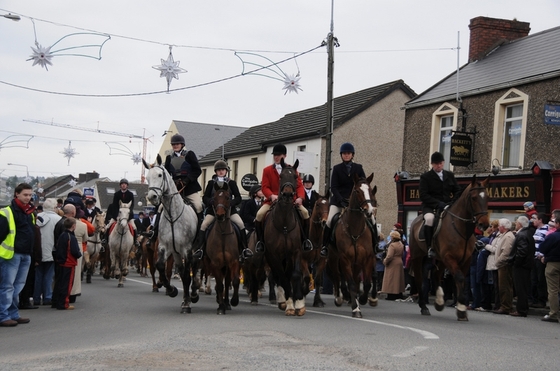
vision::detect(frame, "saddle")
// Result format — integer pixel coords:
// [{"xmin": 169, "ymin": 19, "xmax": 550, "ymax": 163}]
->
[
  {"xmin": 108, "ymin": 222, "xmax": 134, "ymax": 236},
  {"xmin": 206, "ymin": 220, "xmax": 244, "ymax": 249}
]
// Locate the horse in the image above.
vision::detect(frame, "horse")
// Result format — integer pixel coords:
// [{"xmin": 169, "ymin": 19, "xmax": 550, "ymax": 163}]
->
[
  {"xmin": 242, "ymin": 232, "xmax": 268, "ymax": 305},
  {"xmin": 263, "ymin": 158, "xmax": 306, "ymax": 316},
  {"xmin": 203, "ymin": 181, "xmax": 241, "ymax": 314},
  {"xmin": 326, "ymin": 173, "xmax": 377, "ymax": 318},
  {"xmin": 144, "ymin": 155, "xmax": 200, "ymax": 314},
  {"xmin": 108, "ymin": 201, "xmax": 135, "ymax": 288},
  {"xmin": 85, "ymin": 212, "xmax": 106, "ymax": 283},
  {"xmin": 301, "ymin": 191, "xmax": 329, "ymax": 307},
  {"xmin": 408, "ymin": 174, "xmax": 490, "ymax": 321}
]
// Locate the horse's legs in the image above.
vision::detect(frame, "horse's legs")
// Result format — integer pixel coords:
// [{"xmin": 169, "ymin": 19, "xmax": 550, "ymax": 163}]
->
[
  {"xmin": 230, "ymin": 263, "xmax": 240, "ymax": 307},
  {"xmin": 411, "ymin": 257, "xmax": 430, "ymax": 315},
  {"xmin": 268, "ymin": 273, "xmax": 277, "ymax": 304},
  {"xmin": 156, "ymin": 248, "xmax": 177, "ymax": 298},
  {"xmin": 445, "ymin": 258, "xmax": 470, "ymax": 321},
  {"xmin": 313, "ymin": 258, "xmax": 326, "ymax": 308},
  {"xmin": 292, "ymin": 257, "xmax": 305, "ymax": 316},
  {"xmin": 360, "ymin": 257, "xmax": 373, "ymax": 307},
  {"xmin": 214, "ymin": 266, "xmax": 226, "ymax": 314}
]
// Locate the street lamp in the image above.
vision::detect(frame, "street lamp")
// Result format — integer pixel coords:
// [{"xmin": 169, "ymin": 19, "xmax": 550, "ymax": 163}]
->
[
  {"xmin": 2, "ymin": 13, "xmax": 21, "ymax": 21},
  {"xmin": 7, "ymin": 163, "xmax": 30, "ymax": 182}
]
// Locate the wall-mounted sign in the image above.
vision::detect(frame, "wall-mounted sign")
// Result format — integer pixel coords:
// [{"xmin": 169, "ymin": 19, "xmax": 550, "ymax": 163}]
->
[
  {"xmin": 544, "ymin": 104, "xmax": 560, "ymax": 125},
  {"xmin": 83, "ymin": 187, "xmax": 95, "ymax": 198},
  {"xmin": 449, "ymin": 133, "xmax": 472, "ymax": 167},
  {"xmin": 240, "ymin": 173, "xmax": 259, "ymax": 192}
]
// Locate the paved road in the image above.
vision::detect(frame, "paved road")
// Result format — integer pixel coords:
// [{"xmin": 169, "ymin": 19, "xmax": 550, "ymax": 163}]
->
[{"xmin": 3, "ymin": 271, "xmax": 560, "ymax": 370}]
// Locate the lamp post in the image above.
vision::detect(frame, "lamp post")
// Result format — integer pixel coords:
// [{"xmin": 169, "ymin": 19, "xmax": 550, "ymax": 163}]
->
[
  {"xmin": 7, "ymin": 162, "xmax": 29, "ymax": 179},
  {"xmin": 1, "ymin": 13, "xmax": 21, "ymax": 21}
]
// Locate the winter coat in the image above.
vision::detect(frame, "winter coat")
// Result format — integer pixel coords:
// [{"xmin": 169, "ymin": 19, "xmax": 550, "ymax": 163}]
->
[
  {"xmin": 36, "ymin": 210, "xmax": 62, "ymax": 262},
  {"xmin": 493, "ymin": 231, "xmax": 515, "ymax": 269},
  {"xmin": 329, "ymin": 162, "xmax": 366, "ymax": 208},
  {"xmin": 509, "ymin": 226, "xmax": 536, "ymax": 270},
  {"xmin": 381, "ymin": 240, "xmax": 405, "ymax": 294},
  {"xmin": 540, "ymin": 229, "xmax": 560, "ymax": 263},
  {"xmin": 419, "ymin": 168, "xmax": 462, "ymax": 214},
  {"xmin": 55, "ymin": 230, "xmax": 82, "ymax": 267},
  {"xmin": 261, "ymin": 163, "xmax": 304, "ymax": 206}
]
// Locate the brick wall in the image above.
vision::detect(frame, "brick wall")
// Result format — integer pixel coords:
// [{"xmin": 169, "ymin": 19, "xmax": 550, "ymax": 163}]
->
[{"xmin": 468, "ymin": 16, "xmax": 530, "ymax": 62}]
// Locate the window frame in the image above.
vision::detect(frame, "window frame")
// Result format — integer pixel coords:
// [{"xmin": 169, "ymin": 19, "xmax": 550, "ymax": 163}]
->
[{"xmin": 430, "ymin": 103, "xmax": 458, "ymax": 170}]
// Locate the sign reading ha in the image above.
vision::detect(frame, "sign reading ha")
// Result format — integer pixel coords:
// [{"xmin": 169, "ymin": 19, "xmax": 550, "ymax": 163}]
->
[{"xmin": 544, "ymin": 104, "xmax": 560, "ymax": 125}]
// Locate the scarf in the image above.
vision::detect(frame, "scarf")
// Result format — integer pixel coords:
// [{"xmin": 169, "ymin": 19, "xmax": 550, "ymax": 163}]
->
[{"xmin": 14, "ymin": 197, "xmax": 36, "ymax": 215}]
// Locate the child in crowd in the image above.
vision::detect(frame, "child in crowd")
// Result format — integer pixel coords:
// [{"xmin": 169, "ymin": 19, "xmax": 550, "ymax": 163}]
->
[{"xmin": 53, "ymin": 217, "xmax": 82, "ymax": 310}]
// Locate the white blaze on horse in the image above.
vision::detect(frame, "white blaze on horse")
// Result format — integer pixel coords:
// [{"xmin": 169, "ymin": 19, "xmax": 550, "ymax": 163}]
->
[
  {"xmin": 108, "ymin": 201, "xmax": 134, "ymax": 287},
  {"xmin": 85, "ymin": 212, "xmax": 106, "ymax": 283},
  {"xmin": 143, "ymin": 155, "xmax": 201, "ymax": 314}
]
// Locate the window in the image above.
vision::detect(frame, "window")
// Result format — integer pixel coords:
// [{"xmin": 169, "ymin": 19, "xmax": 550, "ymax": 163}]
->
[
  {"xmin": 298, "ymin": 145, "xmax": 306, "ymax": 152},
  {"xmin": 202, "ymin": 169, "xmax": 207, "ymax": 186},
  {"xmin": 431, "ymin": 103, "xmax": 458, "ymax": 170},
  {"xmin": 232, "ymin": 160, "xmax": 239, "ymax": 181},
  {"xmin": 251, "ymin": 157, "xmax": 258, "ymax": 176},
  {"xmin": 492, "ymin": 89, "xmax": 528, "ymax": 170}
]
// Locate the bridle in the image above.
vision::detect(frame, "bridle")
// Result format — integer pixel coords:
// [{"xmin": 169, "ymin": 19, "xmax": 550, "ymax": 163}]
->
[
  {"xmin": 148, "ymin": 165, "xmax": 184, "ymax": 224},
  {"xmin": 445, "ymin": 185, "xmax": 488, "ymax": 226}
]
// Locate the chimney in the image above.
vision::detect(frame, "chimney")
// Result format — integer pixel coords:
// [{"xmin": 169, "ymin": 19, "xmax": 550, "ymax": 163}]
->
[{"xmin": 468, "ymin": 16, "xmax": 530, "ymax": 62}]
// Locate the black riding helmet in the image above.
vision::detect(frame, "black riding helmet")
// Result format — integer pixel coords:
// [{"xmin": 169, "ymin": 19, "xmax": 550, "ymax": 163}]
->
[
  {"xmin": 170, "ymin": 134, "xmax": 185, "ymax": 145},
  {"xmin": 214, "ymin": 160, "xmax": 229, "ymax": 172},
  {"xmin": 249, "ymin": 184, "xmax": 262, "ymax": 198},
  {"xmin": 302, "ymin": 174, "xmax": 315, "ymax": 185}
]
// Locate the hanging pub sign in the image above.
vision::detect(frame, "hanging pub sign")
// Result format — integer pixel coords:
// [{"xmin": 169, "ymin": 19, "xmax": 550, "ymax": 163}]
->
[
  {"xmin": 240, "ymin": 173, "xmax": 259, "ymax": 192},
  {"xmin": 449, "ymin": 133, "xmax": 472, "ymax": 167},
  {"xmin": 544, "ymin": 104, "xmax": 560, "ymax": 125}
]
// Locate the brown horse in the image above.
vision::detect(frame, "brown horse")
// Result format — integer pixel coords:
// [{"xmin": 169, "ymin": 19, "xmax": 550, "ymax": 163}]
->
[
  {"xmin": 204, "ymin": 181, "xmax": 241, "ymax": 315},
  {"xmin": 408, "ymin": 174, "xmax": 490, "ymax": 320},
  {"xmin": 85, "ymin": 212, "xmax": 106, "ymax": 284},
  {"xmin": 242, "ymin": 231, "xmax": 268, "ymax": 305},
  {"xmin": 301, "ymin": 191, "xmax": 329, "ymax": 307},
  {"xmin": 327, "ymin": 173, "xmax": 377, "ymax": 318},
  {"xmin": 263, "ymin": 158, "xmax": 306, "ymax": 316}
]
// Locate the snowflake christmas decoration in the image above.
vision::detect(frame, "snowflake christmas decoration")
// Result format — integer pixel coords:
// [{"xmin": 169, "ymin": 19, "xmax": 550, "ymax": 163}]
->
[
  {"xmin": 152, "ymin": 46, "xmax": 187, "ymax": 92},
  {"xmin": 131, "ymin": 153, "xmax": 142, "ymax": 165},
  {"xmin": 61, "ymin": 141, "xmax": 78, "ymax": 165},
  {"xmin": 28, "ymin": 43, "xmax": 53, "ymax": 70},
  {"xmin": 282, "ymin": 73, "xmax": 302, "ymax": 94},
  {"xmin": 68, "ymin": 179, "xmax": 77, "ymax": 187}
]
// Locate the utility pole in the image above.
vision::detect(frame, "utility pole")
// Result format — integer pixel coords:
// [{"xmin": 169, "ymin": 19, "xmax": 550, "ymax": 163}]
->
[{"xmin": 324, "ymin": 0, "xmax": 337, "ymax": 193}]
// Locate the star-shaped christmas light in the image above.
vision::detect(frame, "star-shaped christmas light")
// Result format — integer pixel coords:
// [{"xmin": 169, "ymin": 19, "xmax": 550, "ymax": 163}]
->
[
  {"xmin": 131, "ymin": 153, "xmax": 142, "ymax": 165},
  {"xmin": 61, "ymin": 141, "xmax": 78, "ymax": 165},
  {"xmin": 28, "ymin": 43, "xmax": 53, "ymax": 70},
  {"xmin": 152, "ymin": 46, "xmax": 187, "ymax": 92},
  {"xmin": 282, "ymin": 73, "xmax": 302, "ymax": 94}
]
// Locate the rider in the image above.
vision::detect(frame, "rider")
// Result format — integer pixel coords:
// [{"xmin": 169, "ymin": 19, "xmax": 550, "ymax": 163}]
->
[
  {"xmin": 320, "ymin": 142, "xmax": 377, "ymax": 257},
  {"xmin": 419, "ymin": 151, "xmax": 462, "ymax": 258},
  {"xmin": 254, "ymin": 143, "xmax": 312, "ymax": 253},
  {"xmin": 103, "ymin": 179, "xmax": 139, "ymax": 247},
  {"xmin": 302, "ymin": 174, "xmax": 319, "ymax": 216},
  {"xmin": 192, "ymin": 160, "xmax": 251, "ymax": 261}
]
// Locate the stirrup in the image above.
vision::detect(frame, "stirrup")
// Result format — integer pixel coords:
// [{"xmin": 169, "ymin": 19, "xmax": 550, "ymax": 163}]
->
[
  {"xmin": 192, "ymin": 249, "xmax": 203, "ymax": 261},
  {"xmin": 242, "ymin": 248, "xmax": 253, "ymax": 259},
  {"xmin": 320, "ymin": 246, "xmax": 328, "ymax": 257},
  {"xmin": 302, "ymin": 239, "xmax": 313, "ymax": 252},
  {"xmin": 255, "ymin": 241, "xmax": 265, "ymax": 253}
]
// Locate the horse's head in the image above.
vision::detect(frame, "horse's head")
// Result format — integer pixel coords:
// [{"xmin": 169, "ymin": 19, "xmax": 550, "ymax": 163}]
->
[
  {"xmin": 118, "ymin": 201, "xmax": 132, "ymax": 228},
  {"xmin": 351, "ymin": 173, "xmax": 377, "ymax": 220},
  {"xmin": 311, "ymin": 190, "xmax": 330, "ymax": 228},
  {"xmin": 212, "ymin": 181, "xmax": 231, "ymax": 221},
  {"xmin": 278, "ymin": 158, "xmax": 299, "ymax": 202},
  {"xmin": 145, "ymin": 154, "xmax": 172, "ymax": 206},
  {"xmin": 464, "ymin": 174, "xmax": 491, "ymax": 231},
  {"xmin": 95, "ymin": 212, "xmax": 106, "ymax": 234}
]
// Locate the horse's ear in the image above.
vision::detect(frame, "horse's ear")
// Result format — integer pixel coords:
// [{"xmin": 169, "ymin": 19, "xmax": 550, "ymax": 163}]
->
[
  {"xmin": 156, "ymin": 154, "xmax": 162, "ymax": 166},
  {"xmin": 142, "ymin": 158, "xmax": 152, "ymax": 170},
  {"xmin": 481, "ymin": 176, "xmax": 490, "ymax": 188},
  {"xmin": 325, "ymin": 189, "xmax": 330, "ymax": 199},
  {"xmin": 280, "ymin": 157, "xmax": 286, "ymax": 168},
  {"xmin": 366, "ymin": 172, "xmax": 374, "ymax": 185},
  {"xmin": 293, "ymin": 159, "xmax": 299, "ymax": 170},
  {"xmin": 353, "ymin": 173, "xmax": 360, "ymax": 183},
  {"xmin": 372, "ymin": 185, "xmax": 377, "ymax": 196}
]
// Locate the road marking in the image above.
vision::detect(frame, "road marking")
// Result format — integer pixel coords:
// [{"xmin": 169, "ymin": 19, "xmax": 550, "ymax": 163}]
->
[{"xmin": 127, "ymin": 277, "xmax": 439, "ymax": 340}]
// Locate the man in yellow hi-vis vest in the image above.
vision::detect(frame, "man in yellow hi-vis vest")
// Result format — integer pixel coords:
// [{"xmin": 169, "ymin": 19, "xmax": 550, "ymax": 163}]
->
[{"xmin": 0, "ymin": 183, "xmax": 36, "ymax": 327}]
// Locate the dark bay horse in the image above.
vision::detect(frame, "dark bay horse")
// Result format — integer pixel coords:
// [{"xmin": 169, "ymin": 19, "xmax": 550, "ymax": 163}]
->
[
  {"xmin": 144, "ymin": 155, "xmax": 200, "ymax": 314},
  {"xmin": 263, "ymin": 159, "xmax": 306, "ymax": 316},
  {"xmin": 204, "ymin": 181, "xmax": 240, "ymax": 315},
  {"xmin": 408, "ymin": 174, "xmax": 490, "ymax": 321},
  {"xmin": 301, "ymin": 191, "xmax": 329, "ymax": 307},
  {"xmin": 327, "ymin": 173, "xmax": 377, "ymax": 318}
]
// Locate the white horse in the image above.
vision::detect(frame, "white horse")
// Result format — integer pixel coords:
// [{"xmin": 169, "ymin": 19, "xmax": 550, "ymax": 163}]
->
[
  {"xmin": 143, "ymin": 155, "xmax": 200, "ymax": 313},
  {"xmin": 109, "ymin": 201, "xmax": 134, "ymax": 287},
  {"xmin": 86, "ymin": 212, "xmax": 106, "ymax": 283}
]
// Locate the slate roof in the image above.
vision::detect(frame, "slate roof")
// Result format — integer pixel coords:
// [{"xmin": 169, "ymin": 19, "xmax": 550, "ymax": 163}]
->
[
  {"xmin": 406, "ymin": 26, "xmax": 560, "ymax": 108},
  {"xmin": 173, "ymin": 121, "xmax": 248, "ymax": 159},
  {"xmin": 199, "ymin": 80, "xmax": 416, "ymax": 165}
]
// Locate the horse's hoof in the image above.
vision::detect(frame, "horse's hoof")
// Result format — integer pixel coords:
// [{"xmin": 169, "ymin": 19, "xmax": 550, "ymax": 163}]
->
[
  {"xmin": 152, "ymin": 288, "xmax": 159, "ymax": 293},
  {"xmin": 434, "ymin": 303, "xmax": 445, "ymax": 312},
  {"xmin": 313, "ymin": 301, "xmax": 325, "ymax": 308},
  {"xmin": 205, "ymin": 288, "xmax": 212, "ymax": 295},
  {"xmin": 114, "ymin": 275, "xmax": 120, "ymax": 280},
  {"xmin": 285, "ymin": 308, "xmax": 296, "ymax": 316},
  {"xmin": 296, "ymin": 307, "xmax": 306, "ymax": 316},
  {"xmin": 181, "ymin": 307, "xmax": 191, "ymax": 314},
  {"xmin": 168, "ymin": 286, "xmax": 179, "ymax": 298},
  {"xmin": 421, "ymin": 308, "xmax": 431, "ymax": 315},
  {"xmin": 231, "ymin": 297, "xmax": 239, "ymax": 307},
  {"xmin": 352, "ymin": 311, "xmax": 363, "ymax": 318},
  {"xmin": 334, "ymin": 297, "xmax": 343, "ymax": 307},
  {"xmin": 225, "ymin": 304, "xmax": 232, "ymax": 310},
  {"xmin": 251, "ymin": 301, "xmax": 258, "ymax": 306},
  {"xmin": 86, "ymin": 278, "xmax": 92, "ymax": 284},
  {"xmin": 118, "ymin": 283, "xmax": 124, "ymax": 288},
  {"xmin": 278, "ymin": 302, "xmax": 287, "ymax": 311},
  {"xmin": 368, "ymin": 297, "xmax": 379, "ymax": 307},
  {"xmin": 156, "ymin": 282, "xmax": 163, "ymax": 289},
  {"xmin": 103, "ymin": 275, "xmax": 110, "ymax": 280},
  {"xmin": 457, "ymin": 309, "xmax": 469, "ymax": 321},
  {"xmin": 217, "ymin": 309, "xmax": 225, "ymax": 315},
  {"xmin": 269, "ymin": 300, "xmax": 277, "ymax": 305},
  {"xmin": 358, "ymin": 296, "xmax": 368, "ymax": 306},
  {"xmin": 191, "ymin": 294, "xmax": 200, "ymax": 304}
]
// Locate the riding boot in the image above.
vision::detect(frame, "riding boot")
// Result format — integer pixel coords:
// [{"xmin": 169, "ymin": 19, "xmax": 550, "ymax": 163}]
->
[
  {"xmin": 192, "ymin": 229, "xmax": 206, "ymax": 261},
  {"xmin": 424, "ymin": 225, "xmax": 435, "ymax": 258},
  {"xmin": 255, "ymin": 220, "xmax": 265, "ymax": 253},
  {"xmin": 133, "ymin": 230, "xmax": 140, "ymax": 248},
  {"xmin": 365, "ymin": 217, "xmax": 379, "ymax": 254},
  {"xmin": 320, "ymin": 226, "xmax": 332, "ymax": 257},
  {"xmin": 239, "ymin": 228, "xmax": 253, "ymax": 262},
  {"xmin": 301, "ymin": 218, "xmax": 313, "ymax": 251},
  {"xmin": 151, "ymin": 216, "xmax": 160, "ymax": 242}
]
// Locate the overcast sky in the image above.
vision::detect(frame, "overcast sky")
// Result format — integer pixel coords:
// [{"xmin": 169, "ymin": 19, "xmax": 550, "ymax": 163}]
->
[{"xmin": 1, "ymin": 0, "xmax": 559, "ymax": 182}]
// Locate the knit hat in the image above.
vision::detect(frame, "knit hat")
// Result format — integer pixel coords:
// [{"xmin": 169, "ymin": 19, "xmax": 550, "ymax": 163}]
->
[
  {"xmin": 523, "ymin": 201, "xmax": 534, "ymax": 210},
  {"xmin": 394, "ymin": 222, "xmax": 402, "ymax": 229}
]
